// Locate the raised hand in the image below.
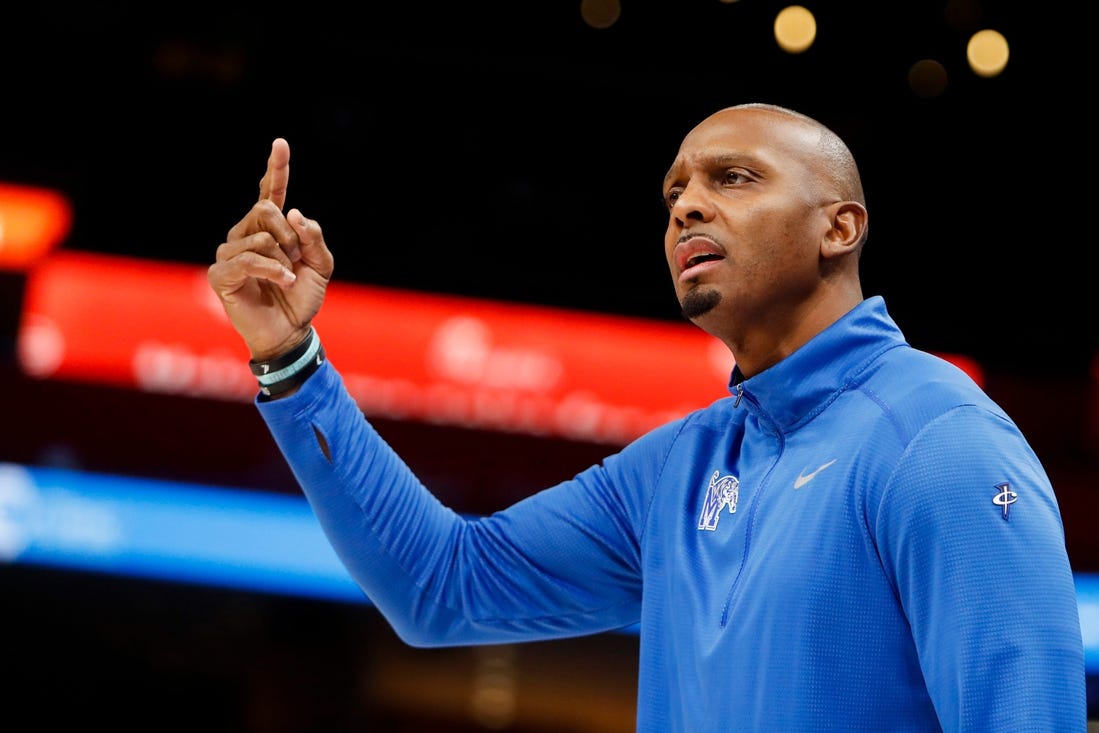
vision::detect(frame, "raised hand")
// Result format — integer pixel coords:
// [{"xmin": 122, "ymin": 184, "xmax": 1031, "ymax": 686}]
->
[{"xmin": 208, "ymin": 138, "xmax": 334, "ymax": 361}]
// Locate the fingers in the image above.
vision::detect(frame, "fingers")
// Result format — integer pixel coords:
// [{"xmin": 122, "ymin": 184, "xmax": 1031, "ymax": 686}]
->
[
  {"xmin": 213, "ymin": 206, "xmax": 330, "ymax": 304},
  {"xmin": 207, "ymin": 250, "xmax": 294, "ymax": 314},
  {"xmin": 258, "ymin": 138, "xmax": 290, "ymax": 210},
  {"xmin": 233, "ymin": 139, "xmax": 298, "ymax": 262},
  {"xmin": 212, "ymin": 233, "xmax": 297, "ymax": 292},
  {"xmin": 226, "ymin": 199, "xmax": 302, "ymax": 263},
  {"xmin": 287, "ymin": 208, "xmax": 335, "ymax": 279},
  {"xmin": 216, "ymin": 227, "xmax": 295, "ymax": 271}
]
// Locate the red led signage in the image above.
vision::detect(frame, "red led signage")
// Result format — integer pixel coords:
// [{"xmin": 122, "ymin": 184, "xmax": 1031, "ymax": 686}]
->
[{"xmin": 17, "ymin": 251, "xmax": 984, "ymax": 444}]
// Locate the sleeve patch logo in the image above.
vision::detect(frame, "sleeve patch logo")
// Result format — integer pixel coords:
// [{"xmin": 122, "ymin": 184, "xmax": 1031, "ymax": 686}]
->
[{"xmin": 993, "ymin": 481, "xmax": 1017, "ymax": 520}]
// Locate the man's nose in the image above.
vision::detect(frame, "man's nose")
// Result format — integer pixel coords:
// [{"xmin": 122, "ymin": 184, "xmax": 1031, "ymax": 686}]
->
[{"xmin": 671, "ymin": 180, "xmax": 713, "ymax": 223}]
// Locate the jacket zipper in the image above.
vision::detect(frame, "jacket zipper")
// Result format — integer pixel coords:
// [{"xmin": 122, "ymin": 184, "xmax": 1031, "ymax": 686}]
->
[{"xmin": 720, "ymin": 387, "xmax": 782, "ymax": 628}]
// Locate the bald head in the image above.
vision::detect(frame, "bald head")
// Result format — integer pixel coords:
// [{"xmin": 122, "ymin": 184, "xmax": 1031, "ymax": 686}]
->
[{"xmin": 717, "ymin": 103, "xmax": 865, "ymax": 208}]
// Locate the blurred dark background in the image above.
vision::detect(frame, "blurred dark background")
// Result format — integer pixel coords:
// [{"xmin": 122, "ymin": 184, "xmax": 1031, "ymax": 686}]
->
[
  {"xmin": 0, "ymin": 1, "xmax": 1089, "ymax": 373},
  {"xmin": 2, "ymin": 2, "xmax": 1095, "ymax": 730}
]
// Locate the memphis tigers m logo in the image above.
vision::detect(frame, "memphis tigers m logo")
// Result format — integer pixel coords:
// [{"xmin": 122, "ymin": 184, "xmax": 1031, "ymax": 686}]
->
[{"xmin": 698, "ymin": 470, "xmax": 739, "ymax": 531}]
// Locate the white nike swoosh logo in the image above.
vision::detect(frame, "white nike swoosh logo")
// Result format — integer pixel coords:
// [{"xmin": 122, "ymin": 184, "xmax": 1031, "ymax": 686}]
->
[{"xmin": 794, "ymin": 459, "xmax": 837, "ymax": 489}]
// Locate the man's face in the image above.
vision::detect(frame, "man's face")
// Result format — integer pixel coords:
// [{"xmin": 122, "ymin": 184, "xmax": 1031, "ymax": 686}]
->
[{"xmin": 661, "ymin": 108, "xmax": 830, "ymax": 339}]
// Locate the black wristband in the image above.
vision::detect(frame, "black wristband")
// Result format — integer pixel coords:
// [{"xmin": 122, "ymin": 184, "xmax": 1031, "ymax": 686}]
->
[
  {"xmin": 258, "ymin": 343, "xmax": 325, "ymax": 397},
  {"xmin": 249, "ymin": 328, "xmax": 316, "ymax": 380},
  {"xmin": 249, "ymin": 328, "xmax": 326, "ymax": 398}
]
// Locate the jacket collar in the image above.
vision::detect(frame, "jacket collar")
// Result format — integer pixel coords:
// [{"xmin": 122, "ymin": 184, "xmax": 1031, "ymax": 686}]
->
[{"xmin": 728, "ymin": 296, "xmax": 907, "ymax": 433}]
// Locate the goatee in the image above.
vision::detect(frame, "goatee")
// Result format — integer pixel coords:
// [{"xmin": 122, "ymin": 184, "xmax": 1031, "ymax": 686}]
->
[{"xmin": 680, "ymin": 288, "xmax": 721, "ymax": 320}]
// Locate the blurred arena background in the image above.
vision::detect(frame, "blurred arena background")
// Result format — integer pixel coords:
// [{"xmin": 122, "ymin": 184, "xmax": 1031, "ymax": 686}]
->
[{"xmin": 2, "ymin": 2, "xmax": 1096, "ymax": 729}]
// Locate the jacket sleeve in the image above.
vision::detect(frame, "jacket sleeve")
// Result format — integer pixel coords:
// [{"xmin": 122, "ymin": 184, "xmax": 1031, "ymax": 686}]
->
[
  {"xmin": 256, "ymin": 361, "xmax": 649, "ymax": 647},
  {"xmin": 872, "ymin": 404, "xmax": 1086, "ymax": 731}
]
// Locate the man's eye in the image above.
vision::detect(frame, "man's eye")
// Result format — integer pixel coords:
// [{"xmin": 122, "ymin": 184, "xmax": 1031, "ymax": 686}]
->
[
  {"xmin": 664, "ymin": 190, "xmax": 682, "ymax": 208},
  {"xmin": 724, "ymin": 170, "xmax": 749, "ymax": 185}
]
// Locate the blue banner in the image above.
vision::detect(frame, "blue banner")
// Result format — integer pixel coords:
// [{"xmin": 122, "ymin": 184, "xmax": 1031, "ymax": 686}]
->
[{"xmin": 2, "ymin": 461, "xmax": 1097, "ymax": 671}]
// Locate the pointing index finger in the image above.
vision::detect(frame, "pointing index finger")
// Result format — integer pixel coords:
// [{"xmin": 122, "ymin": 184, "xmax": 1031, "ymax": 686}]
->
[{"xmin": 258, "ymin": 138, "xmax": 290, "ymax": 210}]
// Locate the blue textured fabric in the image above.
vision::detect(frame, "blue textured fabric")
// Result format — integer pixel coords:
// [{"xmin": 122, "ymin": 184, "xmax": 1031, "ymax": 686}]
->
[{"xmin": 258, "ymin": 296, "xmax": 1085, "ymax": 731}]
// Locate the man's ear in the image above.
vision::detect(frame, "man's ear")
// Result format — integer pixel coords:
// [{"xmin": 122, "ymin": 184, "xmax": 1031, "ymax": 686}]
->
[{"xmin": 821, "ymin": 201, "xmax": 868, "ymax": 258}]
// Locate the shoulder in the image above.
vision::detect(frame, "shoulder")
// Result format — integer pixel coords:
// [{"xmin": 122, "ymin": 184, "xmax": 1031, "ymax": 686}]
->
[
  {"xmin": 845, "ymin": 344, "xmax": 1040, "ymax": 504},
  {"xmin": 857, "ymin": 344, "xmax": 1008, "ymax": 437},
  {"xmin": 609, "ymin": 396, "xmax": 743, "ymax": 473}
]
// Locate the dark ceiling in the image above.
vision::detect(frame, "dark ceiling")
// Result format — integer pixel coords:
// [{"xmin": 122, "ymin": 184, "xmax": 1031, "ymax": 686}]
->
[{"xmin": 1, "ymin": 2, "xmax": 1087, "ymax": 376}]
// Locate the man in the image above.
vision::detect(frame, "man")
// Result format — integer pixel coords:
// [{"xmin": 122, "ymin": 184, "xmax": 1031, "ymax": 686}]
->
[{"xmin": 208, "ymin": 103, "xmax": 1085, "ymax": 730}]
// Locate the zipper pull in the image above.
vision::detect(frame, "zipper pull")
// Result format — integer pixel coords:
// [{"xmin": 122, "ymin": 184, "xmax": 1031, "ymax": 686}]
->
[{"xmin": 733, "ymin": 383, "xmax": 744, "ymax": 408}]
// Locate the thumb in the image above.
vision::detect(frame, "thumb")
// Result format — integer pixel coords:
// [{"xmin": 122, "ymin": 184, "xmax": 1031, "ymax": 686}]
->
[{"xmin": 287, "ymin": 208, "xmax": 334, "ymax": 278}]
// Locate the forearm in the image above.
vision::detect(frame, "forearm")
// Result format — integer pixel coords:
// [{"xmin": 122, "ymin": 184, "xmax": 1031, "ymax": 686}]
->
[
  {"xmin": 257, "ymin": 361, "xmax": 471, "ymax": 642},
  {"xmin": 257, "ymin": 362, "xmax": 644, "ymax": 645}
]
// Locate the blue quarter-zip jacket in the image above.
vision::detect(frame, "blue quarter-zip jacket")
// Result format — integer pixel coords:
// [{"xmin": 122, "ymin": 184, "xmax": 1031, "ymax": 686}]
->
[{"xmin": 258, "ymin": 296, "xmax": 1085, "ymax": 731}]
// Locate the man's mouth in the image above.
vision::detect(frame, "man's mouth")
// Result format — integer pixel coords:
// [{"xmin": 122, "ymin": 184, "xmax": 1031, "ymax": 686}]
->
[
  {"xmin": 675, "ymin": 236, "xmax": 726, "ymax": 274},
  {"xmin": 685, "ymin": 252, "xmax": 723, "ymax": 269}
]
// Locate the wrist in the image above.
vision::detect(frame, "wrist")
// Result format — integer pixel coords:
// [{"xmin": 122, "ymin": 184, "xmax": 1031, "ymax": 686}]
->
[
  {"xmin": 249, "ymin": 327, "xmax": 313, "ymax": 363},
  {"xmin": 249, "ymin": 327, "xmax": 326, "ymax": 398}
]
